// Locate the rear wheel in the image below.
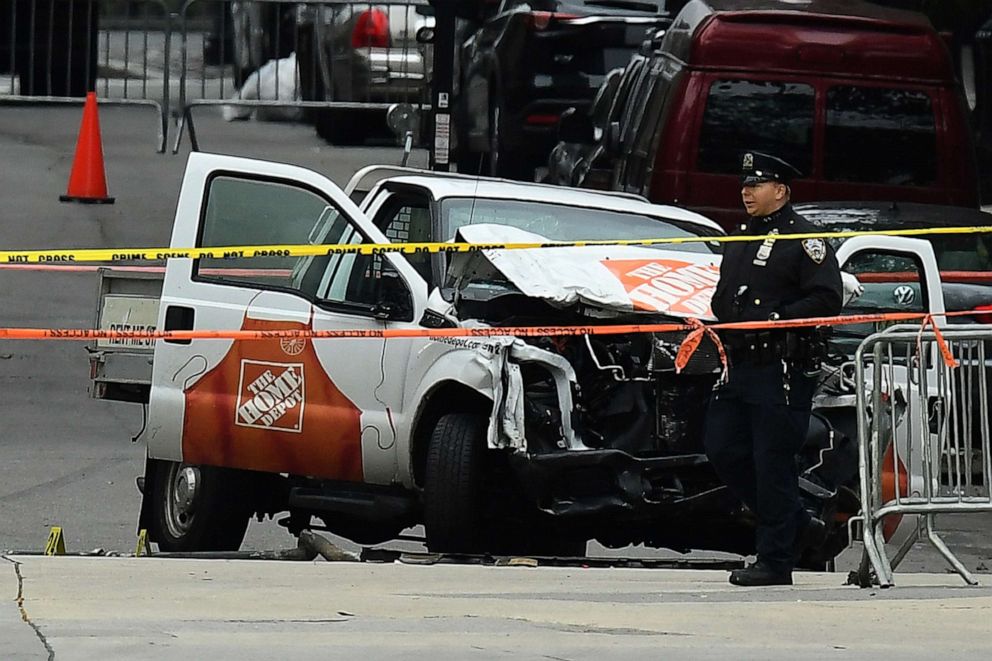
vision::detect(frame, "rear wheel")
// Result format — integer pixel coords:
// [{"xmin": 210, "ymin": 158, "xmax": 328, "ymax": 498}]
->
[{"xmin": 148, "ymin": 460, "xmax": 250, "ymax": 552}]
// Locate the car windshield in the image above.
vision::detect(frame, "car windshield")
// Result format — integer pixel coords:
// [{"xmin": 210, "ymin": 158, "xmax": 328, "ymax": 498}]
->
[{"xmin": 440, "ymin": 198, "xmax": 720, "ymax": 254}]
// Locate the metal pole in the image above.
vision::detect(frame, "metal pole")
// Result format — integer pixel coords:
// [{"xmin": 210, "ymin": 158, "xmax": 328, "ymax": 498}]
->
[{"xmin": 427, "ymin": 0, "xmax": 455, "ymax": 171}]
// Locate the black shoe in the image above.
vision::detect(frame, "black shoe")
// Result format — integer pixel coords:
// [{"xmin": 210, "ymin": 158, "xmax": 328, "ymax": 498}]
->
[
  {"xmin": 729, "ymin": 562, "xmax": 793, "ymax": 587},
  {"xmin": 796, "ymin": 516, "xmax": 828, "ymax": 554}
]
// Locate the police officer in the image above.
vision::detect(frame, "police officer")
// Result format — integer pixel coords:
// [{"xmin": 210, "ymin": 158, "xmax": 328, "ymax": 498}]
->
[{"xmin": 704, "ymin": 151, "xmax": 843, "ymax": 586}]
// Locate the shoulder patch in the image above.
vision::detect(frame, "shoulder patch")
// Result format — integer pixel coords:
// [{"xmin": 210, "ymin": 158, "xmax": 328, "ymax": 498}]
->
[{"xmin": 802, "ymin": 238, "xmax": 827, "ymax": 264}]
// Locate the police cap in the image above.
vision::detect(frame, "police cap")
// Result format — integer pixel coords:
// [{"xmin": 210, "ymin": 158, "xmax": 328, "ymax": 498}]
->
[{"xmin": 739, "ymin": 151, "xmax": 802, "ymax": 186}]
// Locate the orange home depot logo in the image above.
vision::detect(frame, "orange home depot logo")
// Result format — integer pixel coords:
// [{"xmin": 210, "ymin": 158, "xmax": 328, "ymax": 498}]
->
[
  {"xmin": 235, "ymin": 360, "xmax": 305, "ymax": 432},
  {"xmin": 601, "ymin": 258, "xmax": 719, "ymax": 315},
  {"xmin": 182, "ymin": 313, "xmax": 363, "ymax": 482}
]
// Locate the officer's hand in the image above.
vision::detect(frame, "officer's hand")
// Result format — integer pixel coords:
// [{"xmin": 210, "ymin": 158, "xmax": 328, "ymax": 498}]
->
[{"xmin": 840, "ymin": 272, "xmax": 864, "ymax": 307}]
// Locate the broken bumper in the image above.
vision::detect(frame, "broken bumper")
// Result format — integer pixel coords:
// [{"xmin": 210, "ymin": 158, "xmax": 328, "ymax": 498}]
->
[{"xmin": 509, "ymin": 448, "xmax": 712, "ymax": 518}]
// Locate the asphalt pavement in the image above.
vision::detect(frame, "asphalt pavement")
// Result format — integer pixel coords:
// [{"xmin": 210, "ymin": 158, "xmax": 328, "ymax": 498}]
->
[{"xmin": 1, "ymin": 103, "xmax": 991, "ymax": 659}]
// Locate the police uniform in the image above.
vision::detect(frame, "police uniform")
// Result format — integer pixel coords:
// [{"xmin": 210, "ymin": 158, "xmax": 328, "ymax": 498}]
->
[{"xmin": 704, "ymin": 152, "xmax": 843, "ymax": 586}]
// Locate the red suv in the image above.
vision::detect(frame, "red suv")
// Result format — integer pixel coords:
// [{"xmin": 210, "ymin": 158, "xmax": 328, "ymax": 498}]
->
[{"xmin": 610, "ymin": 0, "xmax": 981, "ymax": 229}]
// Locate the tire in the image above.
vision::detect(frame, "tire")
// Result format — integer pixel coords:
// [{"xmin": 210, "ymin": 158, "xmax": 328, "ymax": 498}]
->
[
  {"xmin": 147, "ymin": 460, "xmax": 250, "ymax": 552},
  {"xmin": 488, "ymin": 99, "xmax": 532, "ymax": 181},
  {"xmin": 423, "ymin": 412, "xmax": 587, "ymax": 557},
  {"xmin": 424, "ymin": 412, "xmax": 488, "ymax": 553},
  {"xmin": 315, "ymin": 108, "xmax": 371, "ymax": 146}
]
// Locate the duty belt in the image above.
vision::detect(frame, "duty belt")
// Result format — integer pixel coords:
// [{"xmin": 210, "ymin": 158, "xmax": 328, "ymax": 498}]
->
[
  {"xmin": 723, "ymin": 330, "xmax": 827, "ymax": 368},
  {"xmin": 724, "ymin": 331, "xmax": 785, "ymax": 365}
]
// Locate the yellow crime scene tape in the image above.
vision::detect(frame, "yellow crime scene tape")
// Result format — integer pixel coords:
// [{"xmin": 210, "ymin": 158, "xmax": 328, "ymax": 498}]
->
[{"xmin": 2, "ymin": 225, "xmax": 992, "ymax": 263}]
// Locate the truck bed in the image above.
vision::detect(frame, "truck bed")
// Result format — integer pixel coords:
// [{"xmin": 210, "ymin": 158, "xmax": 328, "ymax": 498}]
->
[{"xmin": 87, "ymin": 268, "xmax": 162, "ymax": 403}]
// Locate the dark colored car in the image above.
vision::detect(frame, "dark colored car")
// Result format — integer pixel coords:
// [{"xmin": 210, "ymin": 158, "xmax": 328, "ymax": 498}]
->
[
  {"xmin": 455, "ymin": 0, "xmax": 672, "ymax": 180},
  {"xmin": 609, "ymin": 0, "xmax": 981, "ymax": 230},
  {"xmin": 296, "ymin": 1, "xmax": 434, "ymax": 145},
  {"xmin": 546, "ymin": 37, "xmax": 655, "ymax": 189}
]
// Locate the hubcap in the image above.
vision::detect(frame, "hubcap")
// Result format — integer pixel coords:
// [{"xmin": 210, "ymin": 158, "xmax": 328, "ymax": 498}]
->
[{"xmin": 164, "ymin": 463, "xmax": 200, "ymax": 538}]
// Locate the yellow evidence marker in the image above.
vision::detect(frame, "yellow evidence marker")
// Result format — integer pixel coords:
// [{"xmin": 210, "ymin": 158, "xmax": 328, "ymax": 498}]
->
[{"xmin": 44, "ymin": 527, "xmax": 66, "ymax": 556}]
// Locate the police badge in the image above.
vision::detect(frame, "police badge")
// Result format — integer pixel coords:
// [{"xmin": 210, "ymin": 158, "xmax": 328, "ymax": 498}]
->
[
  {"xmin": 802, "ymin": 238, "xmax": 827, "ymax": 264},
  {"xmin": 743, "ymin": 152, "xmax": 753, "ymax": 170}
]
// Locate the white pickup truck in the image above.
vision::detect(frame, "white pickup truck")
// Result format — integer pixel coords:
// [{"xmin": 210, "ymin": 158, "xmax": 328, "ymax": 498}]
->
[{"xmin": 90, "ymin": 152, "xmax": 946, "ymax": 560}]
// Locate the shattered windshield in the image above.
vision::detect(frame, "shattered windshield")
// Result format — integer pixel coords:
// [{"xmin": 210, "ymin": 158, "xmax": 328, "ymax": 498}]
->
[{"xmin": 440, "ymin": 198, "xmax": 719, "ymax": 254}]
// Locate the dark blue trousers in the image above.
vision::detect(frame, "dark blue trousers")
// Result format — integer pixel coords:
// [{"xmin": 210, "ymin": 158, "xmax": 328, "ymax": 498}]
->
[{"xmin": 703, "ymin": 362, "xmax": 816, "ymax": 572}]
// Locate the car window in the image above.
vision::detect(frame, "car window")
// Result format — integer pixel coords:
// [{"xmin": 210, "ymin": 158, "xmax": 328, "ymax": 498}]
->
[
  {"xmin": 697, "ymin": 80, "xmax": 814, "ymax": 176},
  {"xmin": 622, "ymin": 57, "xmax": 678, "ymax": 190},
  {"xmin": 832, "ymin": 251, "xmax": 926, "ymax": 354},
  {"xmin": 197, "ymin": 175, "xmax": 342, "ymax": 294},
  {"xmin": 825, "ymin": 86, "xmax": 937, "ymax": 186},
  {"xmin": 196, "ymin": 175, "xmax": 412, "ymax": 318},
  {"xmin": 441, "ymin": 198, "xmax": 719, "ymax": 253},
  {"xmin": 931, "ymin": 233, "xmax": 992, "ymax": 271}
]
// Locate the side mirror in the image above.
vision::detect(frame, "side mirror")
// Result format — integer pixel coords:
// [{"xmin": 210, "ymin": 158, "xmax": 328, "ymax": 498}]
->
[
  {"xmin": 373, "ymin": 265, "xmax": 414, "ymax": 321},
  {"xmin": 558, "ymin": 107, "xmax": 595, "ymax": 144}
]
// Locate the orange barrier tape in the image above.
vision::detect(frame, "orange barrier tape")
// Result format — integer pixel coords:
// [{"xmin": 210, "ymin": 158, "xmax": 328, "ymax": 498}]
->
[
  {"xmin": 676, "ymin": 318, "xmax": 729, "ymax": 379},
  {"xmin": 3, "ymin": 309, "xmax": 962, "ymax": 369},
  {"xmin": 0, "ymin": 309, "xmax": 975, "ymax": 343}
]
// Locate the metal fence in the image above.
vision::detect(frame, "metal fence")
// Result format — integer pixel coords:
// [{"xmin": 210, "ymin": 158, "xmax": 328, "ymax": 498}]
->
[
  {"xmin": 0, "ymin": 0, "xmax": 432, "ymax": 152},
  {"xmin": 1, "ymin": 0, "xmax": 173, "ymax": 151},
  {"xmin": 855, "ymin": 325, "xmax": 992, "ymax": 586}
]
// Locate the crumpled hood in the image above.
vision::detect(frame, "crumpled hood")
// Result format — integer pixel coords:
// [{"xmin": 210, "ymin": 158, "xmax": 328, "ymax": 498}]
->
[{"xmin": 450, "ymin": 225, "xmax": 722, "ymax": 320}]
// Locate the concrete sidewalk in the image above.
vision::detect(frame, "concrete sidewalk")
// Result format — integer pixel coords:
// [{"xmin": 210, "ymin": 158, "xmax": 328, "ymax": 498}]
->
[{"xmin": 3, "ymin": 555, "xmax": 991, "ymax": 660}]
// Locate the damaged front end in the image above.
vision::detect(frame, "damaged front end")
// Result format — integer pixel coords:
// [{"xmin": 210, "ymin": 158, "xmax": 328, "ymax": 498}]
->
[
  {"xmin": 443, "ymin": 238, "xmax": 729, "ymax": 543},
  {"xmin": 442, "ymin": 228, "xmax": 862, "ymax": 555},
  {"xmin": 498, "ymin": 332, "xmax": 720, "ymax": 520}
]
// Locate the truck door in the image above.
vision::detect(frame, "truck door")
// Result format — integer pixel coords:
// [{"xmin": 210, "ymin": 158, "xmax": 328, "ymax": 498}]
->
[{"xmin": 146, "ymin": 153, "xmax": 426, "ymax": 486}]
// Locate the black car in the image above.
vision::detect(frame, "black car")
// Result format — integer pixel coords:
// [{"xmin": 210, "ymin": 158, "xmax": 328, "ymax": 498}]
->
[
  {"xmin": 455, "ymin": 0, "xmax": 672, "ymax": 180},
  {"xmin": 546, "ymin": 38, "xmax": 656, "ymax": 189},
  {"xmin": 796, "ymin": 201, "xmax": 992, "ymax": 337}
]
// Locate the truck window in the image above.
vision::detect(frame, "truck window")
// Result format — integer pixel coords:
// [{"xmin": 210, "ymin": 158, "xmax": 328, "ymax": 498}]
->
[
  {"xmin": 825, "ymin": 86, "xmax": 937, "ymax": 186},
  {"xmin": 697, "ymin": 80, "xmax": 814, "ymax": 177},
  {"xmin": 375, "ymin": 200, "xmax": 433, "ymax": 285},
  {"xmin": 197, "ymin": 176, "xmax": 341, "ymax": 294}
]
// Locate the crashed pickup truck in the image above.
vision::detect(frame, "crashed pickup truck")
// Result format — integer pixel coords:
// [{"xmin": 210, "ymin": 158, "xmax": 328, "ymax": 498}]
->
[{"xmin": 90, "ymin": 153, "xmax": 945, "ymax": 561}]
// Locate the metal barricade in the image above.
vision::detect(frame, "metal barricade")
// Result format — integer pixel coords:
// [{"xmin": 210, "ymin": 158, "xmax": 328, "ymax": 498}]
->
[
  {"xmin": 0, "ymin": 0, "xmax": 172, "ymax": 152},
  {"xmin": 856, "ymin": 325, "xmax": 992, "ymax": 586},
  {"xmin": 172, "ymin": 0, "xmax": 432, "ymax": 152}
]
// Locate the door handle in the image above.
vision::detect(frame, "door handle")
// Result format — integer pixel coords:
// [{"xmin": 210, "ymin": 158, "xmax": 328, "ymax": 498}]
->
[{"xmin": 163, "ymin": 305, "xmax": 195, "ymax": 345}]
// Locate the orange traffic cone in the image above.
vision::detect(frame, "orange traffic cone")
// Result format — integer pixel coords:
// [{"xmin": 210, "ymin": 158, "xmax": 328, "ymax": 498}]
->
[{"xmin": 60, "ymin": 92, "xmax": 115, "ymax": 204}]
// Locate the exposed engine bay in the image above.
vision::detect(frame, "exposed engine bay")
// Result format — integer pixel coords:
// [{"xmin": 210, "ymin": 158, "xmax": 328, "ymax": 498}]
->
[{"xmin": 441, "ymin": 239, "xmax": 862, "ymax": 561}]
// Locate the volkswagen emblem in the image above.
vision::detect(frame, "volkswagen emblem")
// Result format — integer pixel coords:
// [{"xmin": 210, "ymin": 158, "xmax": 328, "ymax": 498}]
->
[{"xmin": 892, "ymin": 285, "xmax": 916, "ymax": 306}]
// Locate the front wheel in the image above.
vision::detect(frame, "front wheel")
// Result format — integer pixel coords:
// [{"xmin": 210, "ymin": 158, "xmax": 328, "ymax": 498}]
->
[
  {"xmin": 423, "ymin": 413, "xmax": 487, "ymax": 553},
  {"xmin": 147, "ymin": 460, "xmax": 250, "ymax": 552}
]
